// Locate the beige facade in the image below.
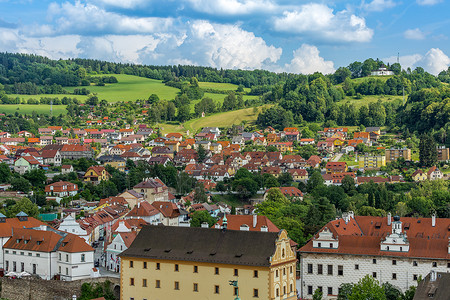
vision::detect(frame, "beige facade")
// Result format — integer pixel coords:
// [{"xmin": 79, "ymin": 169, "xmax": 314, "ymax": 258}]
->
[
  {"xmin": 120, "ymin": 228, "xmax": 296, "ymax": 300},
  {"xmin": 385, "ymin": 148, "xmax": 411, "ymax": 161},
  {"xmin": 358, "ymin": 155, "xmax": 386, "ymax": 169}
]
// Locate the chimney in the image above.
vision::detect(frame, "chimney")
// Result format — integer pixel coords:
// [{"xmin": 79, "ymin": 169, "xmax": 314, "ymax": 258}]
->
[
  {"xmin": 201, "ymin": 222, "xmax": 209, "ymax": 228},
  {"xmin": 261, "ymin": 226, "xmax": 268, "ymax": 232},
  {"xmin": 253, "ymin": 214, "xmax": 257, "ymax": 228},
  {"xmin": 137, "ymin": 201, "xmax": 140, "ymax": 208},
  {"xmin": 432, "ymin": 213, "xmax": 436, "ymax": 227},
  {"xmin": 387, "ymin": 212, "xmax": 391, "ymax": 226}
]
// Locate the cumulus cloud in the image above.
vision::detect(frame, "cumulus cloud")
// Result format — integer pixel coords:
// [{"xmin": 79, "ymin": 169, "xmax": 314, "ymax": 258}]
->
[
  {"xmin": 273, "ymin": 3, "xmax": 373, "ymax": 43},
  {"xmin": 404, "ymin": 28, "xmax": 426, "ymax": 40},
  {"xmin": 384, "ymin": 48, "xmax": 450, "ymax": 75},
  {"xmin": 283, "ymin": 44, "xmax": 335, "ymax": 75},
  {"xmin": 363, "ymin": 0, "xmax": 397, "ymax": 12},
  {"xmin": 92, "ymin": 0, "xmax": 149, "ymax": 9},
  {"xmin": 186, "ymin": 0, "xmax": 278, "ymax": 15},
  {"xmin": 416, "ymin": 0, "xmax": 442, "ymax": 5},
  {"xmin": 186, "ymin": 20, "xmax": 282, "ymax": 69},
  {"xmin": 39, "ymin": 1, "xmax": 174, "ymax": 36}
]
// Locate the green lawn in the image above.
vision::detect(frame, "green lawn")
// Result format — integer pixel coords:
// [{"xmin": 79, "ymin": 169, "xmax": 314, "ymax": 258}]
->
[
  {"xmin": 336, "ymin": 95, "xmax": 403, "ymax": 109},
  {"xmin": 0, "ymin": 104, "xmax": 67, "ymax": 115},
  {"xmin": 8, "ymin": 94, "xmax": 88, "ymax": 102},
  {"xmin": 65, "ymin": 74, "xmax": 180, "ymax": 102},
  {"xmin": 198, "ymin": 82, "xmax": 251, "ymax": 93}
]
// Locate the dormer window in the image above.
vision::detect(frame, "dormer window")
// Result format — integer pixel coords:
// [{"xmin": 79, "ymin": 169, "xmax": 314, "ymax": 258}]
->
[
  {"xmin": 16, "ymin": 239, "xmax": 21, "ymax": 243},
  {"xmin": 37, "ymin": 241, "xmax": 42, "ymax": 245}
]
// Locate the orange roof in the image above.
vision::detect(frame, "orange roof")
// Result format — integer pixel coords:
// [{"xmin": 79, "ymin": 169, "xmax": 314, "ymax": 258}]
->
[
  {"xmin": 0, "ymin": 216, "xmax": 45, "ymax": 238},
  {"xmin": 354, "ymin": 132, "xmax": 370, "ymax": 139},
  {"xmin": 284, "ymin": 127, "xmax": 299, "ymax": 132},
  {"xmin": 166, "ymin": 133, "xmax": 183, "ymax": 138},
  {"xmin": 28, "ymin": 138, "xmax": 39, "ymax": 143},
  {"xmin": 216, "ymin": 215, "xmax": 279, "ymax": 232},
  {"xmin": 217, "ymin": 141, "xmax": 230, "ymax": 148}
]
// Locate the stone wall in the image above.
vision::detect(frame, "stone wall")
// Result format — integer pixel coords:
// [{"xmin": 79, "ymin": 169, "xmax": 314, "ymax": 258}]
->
[{"xmin": 0, "ymin": 276, "xmax": 120, "ymax": 300}]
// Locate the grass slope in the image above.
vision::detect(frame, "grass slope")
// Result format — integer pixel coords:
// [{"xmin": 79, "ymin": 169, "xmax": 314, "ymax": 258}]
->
[
  {"xmin": 336, "ymin": 95, "xmax": 404, "ymax": 108},
  {"xmin": 66, "ymin": 74, "xmax": 180, "ymax": 102},
  {"xmin": 198, "ymin": 82, "xmax": 251, "ymax": 93},
  {"xmin": 0, "ymin": 104, "xmax": 67, "ymax": 115}
]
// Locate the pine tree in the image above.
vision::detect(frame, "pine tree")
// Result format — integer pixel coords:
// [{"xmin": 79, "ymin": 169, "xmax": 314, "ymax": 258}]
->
[{"xmin": 419, "ymin": 133, "xmax": 437, "ymax": 167}]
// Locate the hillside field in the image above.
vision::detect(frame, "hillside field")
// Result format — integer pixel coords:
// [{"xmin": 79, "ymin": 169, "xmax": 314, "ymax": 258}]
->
[
  {"xmin": 0, "ymin": 104, "xmax": 67, "ymax": 115},
  {"xmin": 198, "ymin": 82, "xmax": 251, "ymax": 93},
  {"xmin": 337, "ymin": 95, "xmax": 404, "ymax": 108}
]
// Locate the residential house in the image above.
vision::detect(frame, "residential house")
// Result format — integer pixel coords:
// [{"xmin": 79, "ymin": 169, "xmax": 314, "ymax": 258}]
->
[
  {"xmin": 427, "ymin": 166, "xmax": 443, "ymax": 181},
  {"xmin": 118, "ymin": 190, "xmax": 144, "ymax": 209},
  {"xmin": 84, "ymin": 166, "xmax": 111, "ymax": 185},
  {"xmin": 326, "ymin": 162, "xmax": 348, "ymax": 174},
  {"xmin": 358, "ymin": 155, "xmax": 386, "ymax": 169},
  {"xmin": 45, "ymin": 181, "xmax": 78, "ymax": 198},
  {"xmin": 1, "ymin": 138, "xmax": 25, "ymax": 146},
  {"xmin": 133, "ymin": 178, "xmax": 169, "ymax": 203},
  {"xmin": 412, "ymin": 170, "xmax": 428, "ymax": 182},
  {"xmin": 61, "ymin": 165, "xmax": 74, "ymax": 174},
  {"xmin": 14, "ymin": 156, "xmax": 40, "ymax": 174},
  {"xmin": 268, "ymin": 142, "xmax": 293, "ymax": 152},
  {"xmin": 41, "ymin": 149, "xmax": 62, "ymax": 166},
  {"xmin": 353, "ymin": 132, "xmax": 370, "ymax": 144},
  {"xmin": 288, "ymin": 169, "xmax": 309, "ymax": 182},
  {"xmin": 437, "ymin": 146, "xmax": 449, "ymax": 162},
  {"xmin": 214, "ymin": 215, "xmax": 279, "ymax": 232},
  {"xmin": 322, "ymin": 172, "xmax": 355, "ymax": 186},
  {"xmin": 317, "ymin": 141, "xmax": 334, "ymax": 153},
  {"xmin": 151, "ymin": 146, "xmax": 172, "ymax": 158},
  {"xmin": 166, "ymin": 133, "xmax": 183, "ymax": 142},
  {"xmin": 385, "ymin": 148, "xmax": 411, "ymax": 162},
  {"xmin": 299, "ymin": 138, "xmax": 315, "ymax": 145},
  {"xmin": 265, "ymin": 187, "xmax": 303, "ymax": 201},
  {"xmin": 58, "ymin": 213, "xmax": 90, "ymax": 242}
]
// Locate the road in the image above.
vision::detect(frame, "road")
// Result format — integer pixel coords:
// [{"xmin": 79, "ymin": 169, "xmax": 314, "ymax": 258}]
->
[{"xmin": 331, "ymin": 153, "xmax": 343, "ymax": 162}]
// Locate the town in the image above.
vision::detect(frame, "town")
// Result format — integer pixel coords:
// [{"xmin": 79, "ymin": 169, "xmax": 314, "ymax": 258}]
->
[{"xmin": 0, "ymin": 120, "xmax": 448, "ymax": 300}]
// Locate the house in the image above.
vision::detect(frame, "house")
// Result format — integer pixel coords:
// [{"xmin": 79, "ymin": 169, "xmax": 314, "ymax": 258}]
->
[
  {"xmin": 105, "ymin": 231, "xmax": 137, "ymax": 273},
  {"xmin": 268, "ymin": 142, "xmax": 293, "ymax": 152},
  {"xmin": 119, "ymin": 226, "xmax": 297, "ymax": 300},
  {"xmin": 261, "ymin": 166, "xmax": 281, "ymax": 178},
  {"xmin": 39, "ymin": 136, "xmax": 53, "ymax": 146},
  {"xmin": 253, "ymin": 137, "xmax": 267, "ymax": 146},
  {"xmin": 166, "ymin": 132, "xmax": 183, "ymax": 142},
  {"xmin": 353, "ymin": 132, "xmax": 370, "ymax": 144},
  {"xmin": 3, "ymin": 226, "xmax": 94, "ymax": 280},
  {"xmin": 99, "ymin": 155, "xmax": 126, "ymax": 172},
  {"xmin": 61, "ymin": 165, "xmax": 74, "ymax": 174},
  {"xmin": 84, "ymin": 166, "xmax": 111, "ymax": 185},
  {"xmin": 288, "ymin": 169, "xmax": 309, "ymax": 182},
  {"xmin": 323, "ymin": 128, "xmax": 348, "ymax": 138},
  {"xmin": 414, "ymin": 271, "xmax": 450, "ymax": 300},
  {"xmin": 371, "ymin": 64, "xmax": 394, "ymax": 76},
  {"xmin": 1, "ymin": 138, "xmax": 26, "ymax": 146},
  {"xmin": 151, "ymin": 146, "xmax": 172, "ymax": 158},
  {"xmin": 385, "ymin": 148, "xmax": 411, "ymax": 161},
  {"xmin": 322, "ymin": 172, "xmax": 355, "ymax": 186},
  {"xmin": 55, "ymin": 137, "xmax": 69, "ymax": 145},
  {"xmin": 58, "ymin": 213, "xmax": 89, "ymax": 242},
  {"xmin": 152, "ymin": 201, "xmax": 185, "ymax": 226},
  {"xmin": 0, "ymin": 212, "xmax": 46, "ymax": 269},
  {"xmin": 14, "ymin": 156, "xmax": 40, "ymax": 174},
  {"xmin": 214, "ymin": 215, "xmax": 279, "ymax": 232},
  {"xmin": 358, "ymin": 155, "xmax": 386, "ymax": 170},
  {"xmin": 437, "ymin": 146, "xmax": 449, "ymax": 162},
  {"xmin": 427, "ymin": 166, "xmax": 443, "ymax": 181},
  {"xmin": 41, "ymin": 149, "xmax": 62, "ymax": 166},
  {"xmin": 299, "ymin": 138, "xmax": 315, "ymax": 145},
  {"xmin": 412, "ymin": 169, "xmax": 428, "ymax": 182},
  {"xmin": 264, "ymin": 187, "xmax": 303, "ymax": 201},
  {"xmin": 17, "ymin": 131, "xmax": 34, "ymax": 138},
  {"xmin": 298, "ymin": 213, "xmax": 449, "ymax": 298},
  {"xmin": 125, "ymin": 201, "xmax": 161, "ymax": 224},
  {"xmin": 0, "ymin": 132, "xmax": 11, "ymax": 138},
  {"xmin": 317, "ymin": 141, "xmax": 334, "ymax": 153},
  {"xmin": 133, "ymin": 178, "xmax": 169, "ymax": 203},
  {"xmin": 326, "ymin": 162, "xmax": 348, "ymax": 174},
  {"xmin": 45, "ymin": 181, "xmax": 78, "ymax": 198},
  {"xmin": 118, "ymin": 190, "xmax": 144, "ymax": 209}
]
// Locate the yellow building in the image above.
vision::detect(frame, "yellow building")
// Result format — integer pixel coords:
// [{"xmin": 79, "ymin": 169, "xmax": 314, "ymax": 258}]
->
[
  {"xmin": 103, "ymin": 159, "xmax": 126, "ymax": 172},
  {"xmin": 385, "ymin": 148, "xmax": 411, "ymax": 161},
  {"xmin": 120, "ymin": 226, "xmax": 297, "ymax": 300},
  {"xmin": 358, "ymin": 155, "xmax": 386, "ymax": 169},
  {"xmin": 83, "ymin": 166, "xmax": 111, "ymax": 185}
]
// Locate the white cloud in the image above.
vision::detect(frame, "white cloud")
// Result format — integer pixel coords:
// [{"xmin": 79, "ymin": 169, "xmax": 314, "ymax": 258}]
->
[
  {"xmin": 92, "ymin": 0, "xmax": 149, "ymax": 9},
  {"xmin": 40, "ymin": 1, "xmax": 174, "ymax": 36},
  {"xmin": 186, "ymin": 0, "xmax": 278, "ymax": 15},
  {"xmin": 273, "ymin": 3, "xmax": 373, "ymax": 43},
  {"xmin": 186, "ymin": 20, "xmax": 282, "ymax": 69},
  {"xmin": 283, "ymin": 44, "xmax": 335, "ymax": 75},
  {"xmin": 416, "ymin": 0, "xmax": 442, "ymax": 5},
  {"xmin": 404, "ymin": 28, "xmax": 426, "ymax": 40},
  {"xmin": 384, "ymin": 48, "xmax": 450, "ymax": 75},
  {"xmin": 362, "ymin": 0, "xmax": 397, "ymax": 12}
]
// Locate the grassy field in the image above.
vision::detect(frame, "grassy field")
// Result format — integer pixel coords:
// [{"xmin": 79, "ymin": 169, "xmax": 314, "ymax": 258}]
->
[
  {"xmin": 198, "ymin": 81, "xmax": 251, "ymax": 93},
  {"xmin": 65, "ymin": 74, "xmax": 180, "ymax": 102},
  {"xmin": 336, "ymin": 95, "xmax": 403, "ymax": 108},
  {"xmin": 0, "ymin": 104, "xmax": 67, "ymax": 115},
  {"xmin": 8, "ymin": 94, "xmax": 88, "ymax": 102},
  {"xmin": 349, "ymin": 75, "xmax": 393, "ymax": 84}
]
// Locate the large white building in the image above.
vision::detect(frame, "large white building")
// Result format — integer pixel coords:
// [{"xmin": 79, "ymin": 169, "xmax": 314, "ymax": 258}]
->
[
  {"xmin": 3, "ymin": 225, "xmax": 94, "ymax": 281},
  {"xmin": 58, "ymin": 213, "xmax": 90, "ymax": 242},
  {"xmin": 299, "ymin": 212, "xmax": 450, "ymax": 299}
]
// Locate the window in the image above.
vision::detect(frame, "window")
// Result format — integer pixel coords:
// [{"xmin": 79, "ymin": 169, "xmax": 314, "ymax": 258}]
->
[
  {"xmin": 276, "ymin": 270, "xmax": 279, "ymax": 277},
  {"xmin": 194, "ymin": 265, "xmax": 198, "ymax": 273},
  {"xmin": 392, "ymin": 273, "xmax": 397, "ymax": 280},
  {"xmin": 5, "ymin": 250, "xmax": 8, "ymax": 254},
  {"xmin": 5, "ymin": 261, "xmax": 8, "ymax": 271},
  {"xmin": 214, "ymin": 285, "xmax": 220, "ymax": 294},
  {"xmin": 254, "ymin": 270, "xmax": 258, "ymax": 278},
  {"xmin": 21, "ymin": 262, "xmax": 24, "ymax": 272},
  {"xmin": 130, "ymin": 278, "xmax": 134, "ymax": 286},
  {"xmin": 143, "ymin": 262, "xmax": 147, "ymax": 269},
  {"xmin": 373, "ymin": 259, "xmax": 377, "ymax": 264},
  {"xmin": 307, "ymin": 286, "xmax": 313, "ymax": 295},
  {"xmin": 392, "ymin": 259, "xmax": 397, "ymax": 265},
  {"xmin": 318, "ymin": 264, "xmax": 323, "ymax": 275},
  {"xmin": 174, "ymin": 264, "xmax": 179, "ymax": 272},
  {"xmin": 447, "ymin": 262, "xmax": 450, "ymax": 268},
  {"xmin": 318, "ymin": 286, "xmax": 323, "ymax": 293},
  {"xmin": 290, "ymin": 284, "xmax": 293, "ymax": 293},
  {"xmin": 234, "ymin": 287, "xmax": 239, "ymax": 295},
  {"xmin": 130, "ymin": 261, "xmax": 134, "ymax": 268},
  {"xmin": 215, "ymin": 267, "xmax": 219, "ymax": 275},
  {"xmin": 59, "ymin": 253, "xmax": 61, "ymax": 260},
  {"xmin": 66, "ymin": 254, "xmax": 69, "ymax": 262},
  {"xmin": 32, "ymin": 264, "xmax": 36, "ymax": 274},
  {"xmin": 327, "ymin": 265, "xmax": 333, "ymax": 275},
  {"xmin": 283, "ymin": 268, "xmax": 286, "ymax": 275},
  {"xmin": 81, "ymin": 254, "xmax": 85, "ymax": 262},
  {"xmin": 413, "ymin": 261, "xmax": 418, "ymax": 267},
  {"xmin": 234, "ymin": 268, "xmax": 238, "ymax": 276},
  {"xmin": 36, "ymin": 253, "xmax": 40, "ymax": 257},
  {"xmin": 253, "ymin": 289, "xmax": 259, "ymax": 298},
  {"xmin": 156, "ymin": 263, "xmax": 160, "ymax": 270},
  {"xmin": 13, "ymin": 261, "xmax": 16, "ymax": 272},
  {"xmin": 329, "ymin": 243, "xmax": 333, "ymax": 248},
  {"xmin": 328, "ymin": 287, "xmax": 333, "ymax": 295},
  {"xmin": 193, "ymin": 283, "xmax": 198, "ymax": 292},
  {"xmin": 28, "ymin": 253, "xmax": 31, "ymax": 256},
  {"xmin": 276, "ymin": 288, "xmax": 279, "ymax": 297},
  {"xmin": 432, "ymin": 262, "xmax": 437, "ymax": 267},
  {"xmin": 66, "ymin": 268, "xmax": 68, "ymax": 275},
  {"xmin": 338, "ymin": 265, "xmax": 343, "ymax": 276},
  {"xmin": 290, "ymin": 266, "xmax": 293, "ymax": 274},
  {"xmin": 59, "ymin": 266, "xmax": 61, "ymax": 273},
  {"xmin": 355, "ymin": 264, "xmax": 359, "ymax": 270},
  {"xmin": 174, "ymin": 281, "xmax": 179, "ymax": 290},
  {"xmin": 307, "ymin": 264, "xmax": 313, "ymax": 274},
  {"xmin": 318, "ymin": 242, "xmax": 321, "ymax": 247},
  {"xmin": 283, "ymin": 286, "xmax": 286, "ymax": 295},
  {"xmin": 20, "ymin": 252, "xmax": 24, "ymax": 256},
  {"xmin": 413, "ymin": 274, "xmax": 418, "ymax": 281},
  {"xmin": 155, "ymin": 280, "xmax": 161, "ymax": 288},
  {"xmin": 373, "ymin": 272, "xmax": 377, "ymax": 278},
  {"xmin": 142, "ymin": 279, "xmax": 147, "ymax": 287}
]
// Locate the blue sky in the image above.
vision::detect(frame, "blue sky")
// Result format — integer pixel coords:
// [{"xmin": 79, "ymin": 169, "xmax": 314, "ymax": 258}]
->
[{"xmin": 0, "ymin": 0, "xmax": 449, "ymax": 75}]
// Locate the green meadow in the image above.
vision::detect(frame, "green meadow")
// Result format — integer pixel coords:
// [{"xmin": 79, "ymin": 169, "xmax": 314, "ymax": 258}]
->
[
  {"xmin": 336, "ymin": 95, "xmax": 404, "ymax": 108},
  {"xmin": 0, "ymin": 104, "xmax": 67, "ymax": 115}
]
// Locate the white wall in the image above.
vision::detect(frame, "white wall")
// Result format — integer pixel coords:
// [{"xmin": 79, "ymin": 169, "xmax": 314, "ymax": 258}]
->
[
  {"xmin": 57, "ymin": 250, "xmax": 94, "ymax": 280},
  {"xmin": 4, "ymin": 249, "xmax": 57, "ymax": 280},
  {"xmin": 299, "ymin": 253, "xmax": 450, "ymax": 299}
]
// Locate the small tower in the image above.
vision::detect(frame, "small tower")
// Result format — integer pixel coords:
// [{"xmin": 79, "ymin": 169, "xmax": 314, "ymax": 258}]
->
[{"xmin": 222, "ymin": 214, "xmax": 227, "ymax": 230}]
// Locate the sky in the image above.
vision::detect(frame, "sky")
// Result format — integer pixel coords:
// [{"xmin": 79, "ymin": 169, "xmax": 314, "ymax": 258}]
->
[{"xmin": 0, "ymin": 0, "xmax": 449, "ymax": 75}]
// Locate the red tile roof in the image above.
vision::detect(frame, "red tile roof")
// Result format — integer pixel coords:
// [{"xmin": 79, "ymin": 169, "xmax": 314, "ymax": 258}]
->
[{"xmin": 216, "ymin": 215, "xmax": 279, "ymax": 232}]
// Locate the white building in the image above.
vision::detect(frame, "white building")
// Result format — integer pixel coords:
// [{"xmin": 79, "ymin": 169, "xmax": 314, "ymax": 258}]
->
[
  {"xmin": 371, "ymin": 64, "xmax": 394, "ymax": 76},
  {"xmin": 58, "ymin": 213, "xmax": 90, "ymax": 242},
  {"xmin": 299, "ymin": 212, "xmax": 450, "ymax": 299},
  {"xmin": 105, "ymin": 231, "xmax": 136, "ymax": 273},
  {"xmin": 3, "ymin": 225, "xmax": 94, "ymax": 281}
]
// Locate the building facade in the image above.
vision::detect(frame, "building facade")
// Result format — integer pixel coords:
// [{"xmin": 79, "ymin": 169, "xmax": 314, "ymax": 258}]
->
[
  {"xmin": 299, "ymin": 213, "xmax": 450, "ymax": 299},
  {"xmin": 385, "ymin": 148, "xmax": 411, "ymax": 161},
  {"xmin": 358, "ymin": 155, "xmax": 386, "ymax": 169},
  {"xmin": 120, "ymin": 226, "xmax": 297, "ymax": 300}
]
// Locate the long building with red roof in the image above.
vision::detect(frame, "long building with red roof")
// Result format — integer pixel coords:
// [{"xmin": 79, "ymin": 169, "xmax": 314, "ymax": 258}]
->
[{"xmin": 298, "ymin": 212, "xmax": 450, "ymax": 298}]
